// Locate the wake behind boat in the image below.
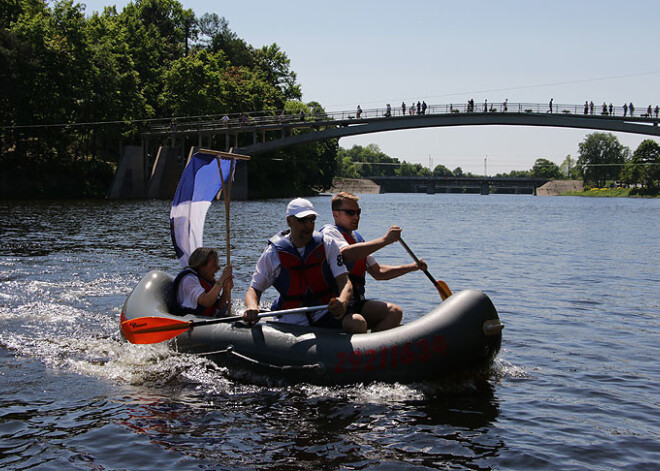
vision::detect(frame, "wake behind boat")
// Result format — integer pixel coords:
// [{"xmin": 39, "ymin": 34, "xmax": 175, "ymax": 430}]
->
[{"xmin": 120, "ymin": 270, "xmax": 503, "ymax": 385}]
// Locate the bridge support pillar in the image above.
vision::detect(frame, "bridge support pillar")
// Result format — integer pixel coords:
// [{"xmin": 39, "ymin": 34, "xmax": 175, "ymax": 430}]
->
[
  {"xmin": 146, "ymin": 146, "xmax": 182, "ymax": 199},
  {"xmin": 108, "ymin": 145, "xmax": 146, "ymax": 198},
  {"xmin": 480, "ymin": 181, "xmax": 490, "ymax": 195}
]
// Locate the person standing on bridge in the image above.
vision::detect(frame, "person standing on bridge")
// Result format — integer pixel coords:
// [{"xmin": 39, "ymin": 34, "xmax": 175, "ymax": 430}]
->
[
  {"xmin": 629, "ymin": 102, "xmax": 634, "ymax": 117},
  {"xmin": 609, "ymin": 103, "xmax": 614, "ymax": 116},
  {"xmin": 320, "ymin": 192, "xmax": 428, "ymax": 332},
  {"xmin": 401, "ymin": 102, "xmax": 406, "ymax": 115},
  {"xmin": 356, "ymin": 105, "xmax": 362, "ymax": 119},
  {"xmin": 548, "ymin": 98, "xmax": 553, "ymax": 113},
  {"xmin": 623, "ymin": 103, "xmax": 628, "ymax": 117},
  {"xmin": 655, "ymin": 105, "xmax": 659, "ymax": 119}
]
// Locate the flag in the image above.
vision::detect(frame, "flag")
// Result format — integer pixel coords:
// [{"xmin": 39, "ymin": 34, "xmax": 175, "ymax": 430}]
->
[{"xmin": 170, "ymin": 151, "xmax": 233, "ymax": 267}]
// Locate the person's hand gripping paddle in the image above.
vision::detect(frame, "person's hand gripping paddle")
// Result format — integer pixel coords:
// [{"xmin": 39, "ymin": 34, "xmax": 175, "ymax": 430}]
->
[{"xmin": 399, "ymin": 238, "xmax": 452, "ymax": 300}]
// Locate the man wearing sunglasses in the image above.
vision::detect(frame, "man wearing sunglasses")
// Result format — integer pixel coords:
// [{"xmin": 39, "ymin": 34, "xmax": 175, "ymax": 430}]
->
[
  {"xmin": 244, "ymin": 198, "xmax": 368, "ymax": 333},
  {"xmin": 320, "ymin": 192, "xmax": 427, "ymax": 331}
]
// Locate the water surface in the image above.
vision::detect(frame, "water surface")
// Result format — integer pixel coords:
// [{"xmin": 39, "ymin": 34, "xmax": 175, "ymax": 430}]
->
[{"xmin": 0, "ymin": 194, "xmax": 658, "ymax": 470}]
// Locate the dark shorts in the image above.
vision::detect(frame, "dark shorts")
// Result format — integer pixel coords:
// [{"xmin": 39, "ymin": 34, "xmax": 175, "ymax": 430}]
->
[
  {"xmin": 310, "ymin": 311, "xmax": 343, "ymax": 329},
  {"xmin": 348, "ymin": 298, "xmax": 368, "ymax": 314}
]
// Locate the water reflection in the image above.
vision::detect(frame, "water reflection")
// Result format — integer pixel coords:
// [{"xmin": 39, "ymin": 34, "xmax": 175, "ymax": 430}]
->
[{"xmin": 116, "ymin": 376, "xmax": 502, "ymax": 469}]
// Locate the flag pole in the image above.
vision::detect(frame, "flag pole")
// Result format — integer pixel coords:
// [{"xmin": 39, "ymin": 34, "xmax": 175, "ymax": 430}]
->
[
  {"xmin": 196, "ymin": 147, "xmax": 249, "ymax": 316},
  {"xmin": 216, "ymin": 156, "xmax": 232, "ymax": 314}
]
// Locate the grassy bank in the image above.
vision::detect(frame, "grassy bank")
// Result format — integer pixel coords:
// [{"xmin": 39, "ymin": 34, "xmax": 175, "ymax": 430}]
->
[{"xmin": 561, "ymin": 187, "xmax": 659, "ymax": 198}]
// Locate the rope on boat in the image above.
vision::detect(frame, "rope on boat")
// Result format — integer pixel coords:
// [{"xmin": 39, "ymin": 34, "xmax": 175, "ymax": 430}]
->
[{"xmin": 198, "ymin": 345, "xmax": 325, "ymax": 372}]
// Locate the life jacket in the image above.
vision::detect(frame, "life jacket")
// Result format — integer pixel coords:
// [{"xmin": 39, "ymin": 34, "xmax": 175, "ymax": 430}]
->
[
  {"xmin": 269, "ymin": 231, "xmax": 337, "ymax": 314},
  {"xmin": 166, "ymin": 268, "xmax": 224, "ymax": 317},
  {"xmin": 334, "ymin": 225, "xmax": 367, "ymax": 301}
]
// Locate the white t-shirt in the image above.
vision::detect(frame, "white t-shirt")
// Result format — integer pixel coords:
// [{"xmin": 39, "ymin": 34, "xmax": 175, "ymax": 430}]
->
[
  {"xmin": 320, "ymin": 224, "xmax": 376, "ymax": 268},
  {"xmin": 177, "ymin": 273, "xmax": 207, "ymax": 309},
  {"xmin": 250, "ymin": 232, "xmax": 347, "ymax": 325}
]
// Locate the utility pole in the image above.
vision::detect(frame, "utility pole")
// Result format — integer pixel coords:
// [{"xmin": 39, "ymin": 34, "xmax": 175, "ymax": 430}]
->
[{"xmin": 484, "ymin": 155, "xmax": 488, "ymax": 177}]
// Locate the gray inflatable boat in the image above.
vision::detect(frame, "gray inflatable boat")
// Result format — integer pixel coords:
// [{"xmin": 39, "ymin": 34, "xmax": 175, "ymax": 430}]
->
[{"xmin": 120, "ymin": 270, "xmax": 503, "ymax": 385}]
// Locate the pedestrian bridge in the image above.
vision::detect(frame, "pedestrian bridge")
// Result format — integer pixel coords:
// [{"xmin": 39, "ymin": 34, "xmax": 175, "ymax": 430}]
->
[
  {"xmin": 111, "ymin": 102, "xmax": 659, "ymax": 199},
  {"xmin": 142, "ymin": 101, "xmax": 660, "ymax": 156}
]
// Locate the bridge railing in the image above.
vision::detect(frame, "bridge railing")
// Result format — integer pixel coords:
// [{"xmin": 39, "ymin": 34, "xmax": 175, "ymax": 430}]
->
[{"xmin": 143, "ymin": 101, "xmax": 660, "ymax": 135}]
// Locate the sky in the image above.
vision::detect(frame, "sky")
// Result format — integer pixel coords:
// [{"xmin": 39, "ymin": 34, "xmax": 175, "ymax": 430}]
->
[{"xmin": 79, "ymin": 0, "xmax": 660, "ymax": 174}]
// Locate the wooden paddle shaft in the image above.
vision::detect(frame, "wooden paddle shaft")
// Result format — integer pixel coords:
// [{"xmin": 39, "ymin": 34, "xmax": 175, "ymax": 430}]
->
[{"xmin": 399, "ymin": 238, "xmax": 437, "ymax": 284}]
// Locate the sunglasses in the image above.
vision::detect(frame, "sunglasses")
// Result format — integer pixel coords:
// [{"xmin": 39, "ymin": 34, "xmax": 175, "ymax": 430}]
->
[
  {"xmin": 295, "ymin": 215, "xmax": 316, "ymax": 224},
  {"xmin": 336, "ymin": 208, "xmax": 362, "ymax": 216}
]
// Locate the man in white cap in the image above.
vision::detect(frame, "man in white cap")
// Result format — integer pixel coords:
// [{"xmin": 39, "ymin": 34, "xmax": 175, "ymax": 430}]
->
[{"xmin": 244, "ymin": 198, "xmax": 367, "ymax": 333}]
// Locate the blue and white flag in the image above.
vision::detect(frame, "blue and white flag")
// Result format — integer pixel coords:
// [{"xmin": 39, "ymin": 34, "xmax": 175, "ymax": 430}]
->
[{"xmin": 170, "ymin": 151, "xmax": 233, "ymax": 267}]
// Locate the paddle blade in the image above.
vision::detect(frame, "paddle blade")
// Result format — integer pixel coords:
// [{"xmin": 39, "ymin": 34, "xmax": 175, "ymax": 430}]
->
[
  {"xmin": 121, "ymin": 316, "xmax": 191, "ymax": 344},
  {"xmin": 434, "ymin": 280, "xmax": 452, "ymax": 300}
]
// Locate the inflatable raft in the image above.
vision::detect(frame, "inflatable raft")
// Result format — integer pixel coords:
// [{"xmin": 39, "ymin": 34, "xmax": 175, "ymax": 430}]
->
[{"xmin": 120, "ymin": 270, "xmax": 504, "ymax": 385}]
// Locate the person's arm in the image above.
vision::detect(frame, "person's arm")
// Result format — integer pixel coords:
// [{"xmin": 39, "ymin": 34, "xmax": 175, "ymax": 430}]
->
[
  {"xmin": 196, "ymin": 264, "xmax": 232, "ymax": 307},
  {"xmin": 243, "ymin": 286, "xmax": 262, "ymax": 323},
  {"xmin": 340, "ymin": 226, "xmax": 402, "ymax": 263},
  {"xmin": 216, "ymin": 276, "xmax": 234, "ymax": 311},
  {"xmin": 366, "ymin": 258, "xmax": 427, "ymax": 281},
  {"xmin": 328, "ymin": 272, "xmax": 352, "ymax": 319}
]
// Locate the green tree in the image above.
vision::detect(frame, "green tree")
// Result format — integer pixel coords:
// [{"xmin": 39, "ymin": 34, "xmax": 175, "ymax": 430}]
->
[
  {"xmin": 577, "ymin": 132, "xmax": 629, "ymax": 187},
  {"xmin": 159, "ymin": 49, "xmax": 229, "ymax": 115},
  {"xmin": 620, "ymin": 139, "xmax": 660, "ymax": 189},
  {"xmin": 397, "ymin": 162, "xmax": 431, "ymax": 177},
  {"xmin": 336, "ymin": 144, "xmax": 399, "ymax": 177},
  {"xmin": 560, "ymin": 154, "xmax": 580, "ymax": 179},
  {"xmin": 532, "ymin": 158, "xmax": 562, "ymax": 179},
  {"xmin": 253, "ymin": 43, "xmax": 301, "ymax": 100},
  {"xmin": 433, "ymin": 164, "xmax": 453, "ymax": 176}
]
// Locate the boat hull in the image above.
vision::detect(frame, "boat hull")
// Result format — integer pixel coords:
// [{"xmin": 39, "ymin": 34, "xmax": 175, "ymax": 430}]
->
[{"xmin": 121, "ymin": 270, "xmax": 503, "ymax": 385}]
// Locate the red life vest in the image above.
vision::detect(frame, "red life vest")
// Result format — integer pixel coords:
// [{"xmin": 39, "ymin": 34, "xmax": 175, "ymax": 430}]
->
[
  {"xmin": 334, "ymin": 225, "xmax": 367, "ymax": 300},
  {"xmin": 270, "ymin": 231, "xmax": 337, "ymax": 311}
]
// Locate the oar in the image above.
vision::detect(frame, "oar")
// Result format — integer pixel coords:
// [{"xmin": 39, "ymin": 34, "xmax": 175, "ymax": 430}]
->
[
  {"xmin": 399, "ymin": 238, "xmax": 452, "ymax": 300},
  {"xmin": 121, "ymin": 304, "xmax": 327, "ymax": 345}
]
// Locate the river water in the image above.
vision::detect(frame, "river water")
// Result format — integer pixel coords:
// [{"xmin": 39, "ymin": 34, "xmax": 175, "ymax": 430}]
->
[{"xmin": 0, "ymin": 194, "xmax": 658, "ymax": 470}]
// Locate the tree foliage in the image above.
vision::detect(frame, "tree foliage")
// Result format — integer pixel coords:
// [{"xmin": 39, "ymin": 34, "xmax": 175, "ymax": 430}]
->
[
  {"xmin": 532, "ymin": 158, "xmax": 562, "ymax": 179},
  {"xmin": 336, "ymin": 144, "xmax": 400, "ymax": 178},
  {"xmin": 577, "ymin": 132, "xmax": 629, "ymax": 187},
  {"xmin": 560, "ymin": 154, "xmax": 580, "ymax": 179},
  {"xmin": 1, "ymin": 0, "xmax": 312, "ymax": 197},
  {"xmin": 621, "ymin": 139, "xmax": 660, "ymax": 189}
]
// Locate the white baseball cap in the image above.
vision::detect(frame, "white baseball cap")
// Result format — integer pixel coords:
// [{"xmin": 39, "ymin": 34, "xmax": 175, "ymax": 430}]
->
[{"xmin": 286, "ymin": 198, "xmax": 319, "ymax": 218}]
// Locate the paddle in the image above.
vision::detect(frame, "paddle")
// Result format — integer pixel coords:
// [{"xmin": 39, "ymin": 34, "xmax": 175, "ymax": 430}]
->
[
  {"xmin": 121, "ymin": 304, "xmax": 328, "ymax": 345},
  {"xmin": 399, "ymin": 238, "xmax": 452, "ymax": 300}
]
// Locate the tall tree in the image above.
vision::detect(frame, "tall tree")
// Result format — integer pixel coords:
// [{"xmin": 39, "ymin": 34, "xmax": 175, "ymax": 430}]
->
[
  {"xmin": 560, "ymin": 154, "xmax": 579, "ymax": 179},
  {"xmin": 620, "ymin": 139, "xmax": 660, "ymax": 189},
  {"xmin": 433, "ymin": 164, "xmax": 453, "ymax": 176},
  {"xmin": 577, "ymin": 132, "xmax": 629, "ymax": 187},
  {"xmin": 532, "ymin": 158, "xmax": 562, "ymax": 179}
]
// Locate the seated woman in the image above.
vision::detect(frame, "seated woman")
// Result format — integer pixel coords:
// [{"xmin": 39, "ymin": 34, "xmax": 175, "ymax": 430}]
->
[{"xmin": 168, "ymin": 247, "xmax": 233, "ymax": 317}]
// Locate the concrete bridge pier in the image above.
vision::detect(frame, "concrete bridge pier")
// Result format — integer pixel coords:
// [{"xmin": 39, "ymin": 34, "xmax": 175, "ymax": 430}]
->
[{"xmin": 107, "ymin": 145, "xmax": 145, "ymax": 198}]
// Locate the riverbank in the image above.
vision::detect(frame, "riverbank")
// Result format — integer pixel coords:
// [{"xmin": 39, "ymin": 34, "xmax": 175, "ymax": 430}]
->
[
  {"xmin": 536, "ymin": 180, "xmax": 583, "ymax": 196},
  {"xmin": 561, "ymin": 187, "xmax": 659, "ymax": 197},
  {"xmin": 325, "ymin": 177, "xmax": 381, "ymax": 194}
]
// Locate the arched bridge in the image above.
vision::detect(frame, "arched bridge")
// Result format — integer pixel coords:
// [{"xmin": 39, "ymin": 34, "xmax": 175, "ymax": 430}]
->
[{"xmin": 142, "ymin": 101, "xmax": 660, "ymax": 156}]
